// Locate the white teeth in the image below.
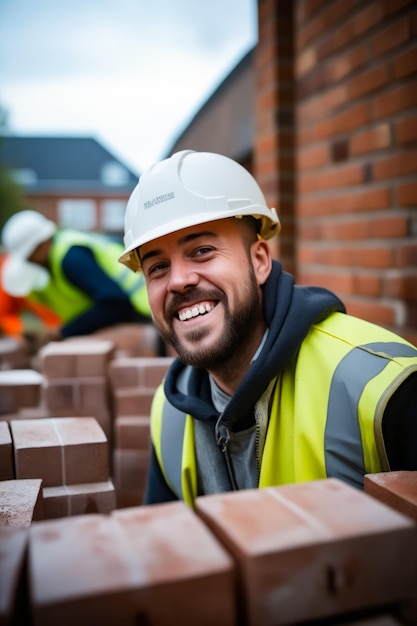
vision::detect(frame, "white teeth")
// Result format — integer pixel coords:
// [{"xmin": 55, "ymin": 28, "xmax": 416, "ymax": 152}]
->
[{"xmin": 179, "ymin": 303, "xmax": 214, "ymax": 321}]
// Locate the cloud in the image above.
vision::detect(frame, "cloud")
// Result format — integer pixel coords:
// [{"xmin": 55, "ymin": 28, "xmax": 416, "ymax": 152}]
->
[{"xmin": 0, "ymin": 0, "xmax": 257, "ymax": 173}]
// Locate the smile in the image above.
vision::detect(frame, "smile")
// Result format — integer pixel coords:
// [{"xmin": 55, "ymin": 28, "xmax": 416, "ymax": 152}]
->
[{"xmin": 178, "ymin": 302, "xmax": 215, "ymax": 321}]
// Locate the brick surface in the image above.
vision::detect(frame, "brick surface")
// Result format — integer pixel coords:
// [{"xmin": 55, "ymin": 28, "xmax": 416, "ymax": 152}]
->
[
  {"xmin": 113, "ymin": 388, "xmax": 155, "ymax": 417},
  {"xmin": 364, "ymin": 471, "xmax": 417, "ymax": 524},
  {"xmin": 0, "ymin": 369, "xmax": 43, "ymax": 414},
  {"xmin": 0, "ymin": 337, "xmax": 30, "ymax": 370},
  {"xmin": 0, "ymin": 421, "xmax": 13, "ymax": 480},
  {"xmin": 42, "ymin": 480, "xmax": 116, "ymax": 519},
  {"xmin": 0, "ymin": 479, "xmax": 44, "ymax": 527},
  {"xmin": 29, "ymin": 503, "xmax": 235, "ymax": 626},
  {"xmin": 11, "ymin": 417, "xmax": 108, "ymax": 487},
  {"xmin": 0, "ymin": 526, "xmax": 30, "ymax": 625},
  {"xmin": 195, "ymin": 479, "xmax": 417, "ymax": 625},
  {"xmin": 108, "ymin": 356, "xmax": 174, "ymax": 390},
  {"xmin": 39, "ymin": 338, "xmax": 115, "ymax": 378},
  {"xmin": 114, "ymin": 416, "xmax": 150, "ymax": 450},
  {"xmin": 113, "ymin": 449, "xmax": 150, "ymax": 508}
]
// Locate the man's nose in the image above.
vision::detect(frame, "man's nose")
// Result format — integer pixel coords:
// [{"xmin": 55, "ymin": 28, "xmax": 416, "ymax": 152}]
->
[{"xmin": 167, "ymin": 258, "xmax": 199, "ymax": 292}]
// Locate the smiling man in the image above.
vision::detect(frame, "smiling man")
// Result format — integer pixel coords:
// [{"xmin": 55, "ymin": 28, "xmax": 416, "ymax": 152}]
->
[{"xmin": 119, "ymin": 150, "xmax": 417, "ymax": 507}]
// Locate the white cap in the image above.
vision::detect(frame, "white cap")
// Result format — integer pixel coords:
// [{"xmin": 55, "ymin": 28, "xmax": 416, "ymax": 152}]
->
[{"xmin": 1, "ymin": 210, "xmax": 56, "ymax": 296}]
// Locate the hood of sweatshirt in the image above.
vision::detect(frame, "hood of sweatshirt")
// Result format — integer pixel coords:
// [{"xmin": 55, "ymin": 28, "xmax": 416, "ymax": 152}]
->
[{"xmin": 164, "ymin": 260, "xmax": 345, "ymax": 440}]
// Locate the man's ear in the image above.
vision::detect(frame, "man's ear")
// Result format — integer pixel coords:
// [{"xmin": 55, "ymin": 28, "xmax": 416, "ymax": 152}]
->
[{"xmin": 251, "ymin": 239, "xmax": 272, "ymax": 286}]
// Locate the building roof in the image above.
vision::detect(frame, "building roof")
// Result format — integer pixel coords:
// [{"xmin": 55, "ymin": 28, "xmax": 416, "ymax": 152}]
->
[
  {"xmin": 0, "ymin": 135, "xmax": 139, "ymax": 195},
  {"xmin": 166, "ymin": 48, "xmax": 254, "ymax": 162}
]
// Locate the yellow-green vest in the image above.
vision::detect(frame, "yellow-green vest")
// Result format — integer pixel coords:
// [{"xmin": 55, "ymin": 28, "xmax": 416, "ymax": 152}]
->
[
  {"xmin": 150, "ymin": 312, "xmax": 417, "ymax": 508},
  {"xmin": 30, "ymin": 230, "xmax": 150, "ymax": 322}
]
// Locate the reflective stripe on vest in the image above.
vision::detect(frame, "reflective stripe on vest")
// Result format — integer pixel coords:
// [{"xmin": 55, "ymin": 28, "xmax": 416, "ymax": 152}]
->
[{"xmin": 325, "ymin": 341, "xmax": 417, "ymax": 487}]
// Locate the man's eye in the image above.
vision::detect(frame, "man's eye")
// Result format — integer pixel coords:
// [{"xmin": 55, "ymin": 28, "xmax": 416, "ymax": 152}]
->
[
  {"xmin": 147, "ymin": 262, "xmax": 168, "ymax": 276},
  {"xmin": 193, "ymin": 246, "xmax": 214, "ymax": 257}
]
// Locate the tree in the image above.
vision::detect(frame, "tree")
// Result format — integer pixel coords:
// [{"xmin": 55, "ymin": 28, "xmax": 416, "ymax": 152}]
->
[{"xmin": 0, "ymin": 105, "xmax": 26, "ymax": 235}]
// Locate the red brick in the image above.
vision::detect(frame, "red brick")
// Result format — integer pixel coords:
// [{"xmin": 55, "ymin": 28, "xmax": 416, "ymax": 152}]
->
[
  {"xmin": 370, "ymin": 215, "xmax": 409, "ymax": 238},
  {"xmin": 11, "ymin": 417, "xmax": 108, "ymax": 487},
  {"xmin": 108, "ymin": 356, "xmax": 173, "ymax": 390},
  {"xmin": 90, "ymin": 323, "xmax": 162, "ymax": 358},
  {"xmin": 326, "ymin": 42, "xmax": 369, "ymax": 82},
  {"xmin": 297, "ymin": 0, "xmax": 358, "ymax": 50},
  {"xmin": 364, "ymin": 471, "xmax": 417, "ymax": 524},
  {"xmin": 355, "ymin": 246, "xmax": 394, "ymax": 268},
  {"xmin": 313, "ymin": 103, "xmax": 370, "ymax": 141},
  {"xmin": 0, "ymin": 479, "xmax": 44, "ymax": 527},
  {"xmin": 343, "ymin": 298, "xmax": 397, "ymax": 326},
  {"xmin": 316, "ymin": 2, "xmax": 383, "ymax": 60},
  {"xmin": 374, "ymin": 81, "xmax": 417, "ymax": 119},
  {"xmin": 39, "ymin": 338, "xmax": 114, "ymax": 379},
  {"xmin": 348, "ymin": 65, "xmax": 389, "ymax": 99},
  {"xmin": 113, "ymin": 449, "xmax": 150, "ymax": 508},
  {"xmin": 320, "ymin": 218, "xmax": 369, "ymax": 240},
  {"xmin": 0, "ymin": 369, "xmax": 43, "ymax": 414},
  {"xmin": 297, "ymin": 186, "xmax": 391, "ymax": 217},
  {"xmin": 394, "ymin": 43, "xmax": 417, "ymax": 79},
  {"xmin": 372, "ymin": 18, "xmax": 410, "ymax": 58},
  {"xmin": 397, "ymin": 181, "xmax": 417, "ymax": 206},
  {"xmin": 299, "ymin": 269, "xmax": 356, "ymax": 295},
  {"xmin": 0, "ymin": 421, "xmax": 13, "ymax": 480},
  {"xmin": 0, "ymin": 526, "xmax": 29, "ymax": 625},
  {"xmin": 350, "ymin": 123, "xmax": 391, "ymax": 155},
  {"xmin": 396, "ymin": 112, "xmax": 417, "ymax": 144},
  {"xmin": 29, "ymin": 503, "xmax": 235, "ymax": 625},
  {"xmin": 114, "ymin": 415, "xmax": 150, "ymax": 450},
  {"xmin": 374, "ymin": 150, "xmax": 417, "ymax": 180},
  {"xmin": 298, "ymin": 86, "xmax": 347, "ymax": 125},
  {"xmin": 42, "ymin": 480, "xmax": 116, "ymax": 519},
  {"xmin": 114, "ymin": 388, "xmax": 154, "ymax": 417},
  {"xmin": 195, "ymin": 479, "xmax": 416, "ymax": 626},
  {"xmin": 297, "ymin": 146, "xmax": 329, "ymax": 172},
  {"xmin": 299, "ymin": 163, "xmax": 365, "ymax": 193},
  {"xmin": 386, "ymin": 274, "xmax": 417, "ymax": 300},
  {"xmin": 0, "ymin": 337, "xmax": 30, "ymax": 370},
  {"xmin": 353, "ymin": 273, "xmax": 383, "ymax": 297}
]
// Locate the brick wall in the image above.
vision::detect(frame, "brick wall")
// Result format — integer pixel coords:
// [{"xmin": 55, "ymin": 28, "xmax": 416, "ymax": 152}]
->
[{"xmin": 256, "ymin": 0, "xmax": 417, "ymax": 344}]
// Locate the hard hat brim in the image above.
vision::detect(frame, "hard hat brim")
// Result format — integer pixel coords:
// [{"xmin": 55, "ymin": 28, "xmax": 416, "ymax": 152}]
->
[{"xmin": 118, "ymin": 206, "xmax": 280, "ymax": 272}]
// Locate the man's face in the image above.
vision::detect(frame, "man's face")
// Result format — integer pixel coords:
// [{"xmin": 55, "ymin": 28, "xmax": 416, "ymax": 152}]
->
[{"xmin": 140, "ymin": 218, "xmax": 271, "ymax": 371}]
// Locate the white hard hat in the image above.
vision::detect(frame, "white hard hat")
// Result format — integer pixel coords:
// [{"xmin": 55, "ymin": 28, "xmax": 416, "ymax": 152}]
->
[
  {"xmin": 1, "ymin": 210, "xmax": 56, "ymax": 296},
  {"xmin": 118, "ymin": 150, "xmax": 280, "ymax": 272}
]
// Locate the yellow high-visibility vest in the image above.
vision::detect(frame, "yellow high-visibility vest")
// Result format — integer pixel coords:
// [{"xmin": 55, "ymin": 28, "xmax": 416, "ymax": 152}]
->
[{"xmin": 151, "ymin": 312, "xmax": 417, "ymax": 508}]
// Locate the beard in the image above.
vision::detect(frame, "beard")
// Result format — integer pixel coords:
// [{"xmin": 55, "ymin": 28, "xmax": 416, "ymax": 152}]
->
[{"xmin": 156, "ymin": 263, "xmax": 264, "ymax": 371}]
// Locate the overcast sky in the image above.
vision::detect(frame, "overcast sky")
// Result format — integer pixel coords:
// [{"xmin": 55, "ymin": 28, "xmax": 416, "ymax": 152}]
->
[{"xmin": 0, "ymin": 0, "xmax": 257, "ymax": 175}]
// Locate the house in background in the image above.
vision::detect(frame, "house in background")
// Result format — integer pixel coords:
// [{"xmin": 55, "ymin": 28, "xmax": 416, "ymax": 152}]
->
[
  {"xmin": 167, "ymin": 49, "xmax": 254, "ymax": 172},
  {"xmin": 0, "ymin": 136, "xmax": 139, "ymax": 238}
]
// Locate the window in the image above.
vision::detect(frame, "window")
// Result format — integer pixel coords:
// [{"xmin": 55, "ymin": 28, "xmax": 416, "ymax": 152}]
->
[
  {"xmin": 101, "ymin": 200, "xmax": 126, "ymax": 232},
  {"xmin": 58, "ymin": 199, "xmax": 97, "ymax": 230},
  {"xmin": 101, "ymin": 161, "xmax": 130, "ymax": 186}
]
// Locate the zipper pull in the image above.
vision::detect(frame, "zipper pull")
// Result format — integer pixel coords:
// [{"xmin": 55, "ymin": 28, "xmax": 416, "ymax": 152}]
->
[{"xmin": 216, "ymin": 422, "xmax": 231, "ymax": 453}]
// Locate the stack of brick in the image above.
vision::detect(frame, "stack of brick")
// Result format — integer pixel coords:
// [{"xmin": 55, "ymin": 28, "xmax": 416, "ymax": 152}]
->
[
  {"xmin": 0, "ymin": 336, "xmax": 30, "ymax": 370},
  {"xmin": 108, "ymin": 356, "xmax": 174, "ymax": 507},
  {"xmin": 1, "ymin": 477, "xmax": 416, "ymax": 625},
  {"xmin": 7, "ymin": 416, "xmax": 116, "ymax": 519},
  {"xmin": 38, "ymin": 339, "xmax": 116, "ymax": 441},
  {"xmin": 0, "ymin": 368, "xmax": 44, "ymax": 421}
]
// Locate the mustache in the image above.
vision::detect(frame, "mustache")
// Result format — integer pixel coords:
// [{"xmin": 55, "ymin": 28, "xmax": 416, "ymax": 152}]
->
[{"xmin": 166, "ymin": 288, "xmax": 224, "ymax": 318}]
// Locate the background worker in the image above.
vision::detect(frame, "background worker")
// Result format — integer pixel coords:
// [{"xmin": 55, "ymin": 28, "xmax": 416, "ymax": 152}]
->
[
  {"xmin": 1, "ymin": 210, "xmax": 152, "ymax": 351},
  {"xmin": 118, "ymin": 150, "xmax": 417, "ymax": 507},
  {"xmin": 0, "ymin": 253, "xmax": 62, "ymax": 341}
]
